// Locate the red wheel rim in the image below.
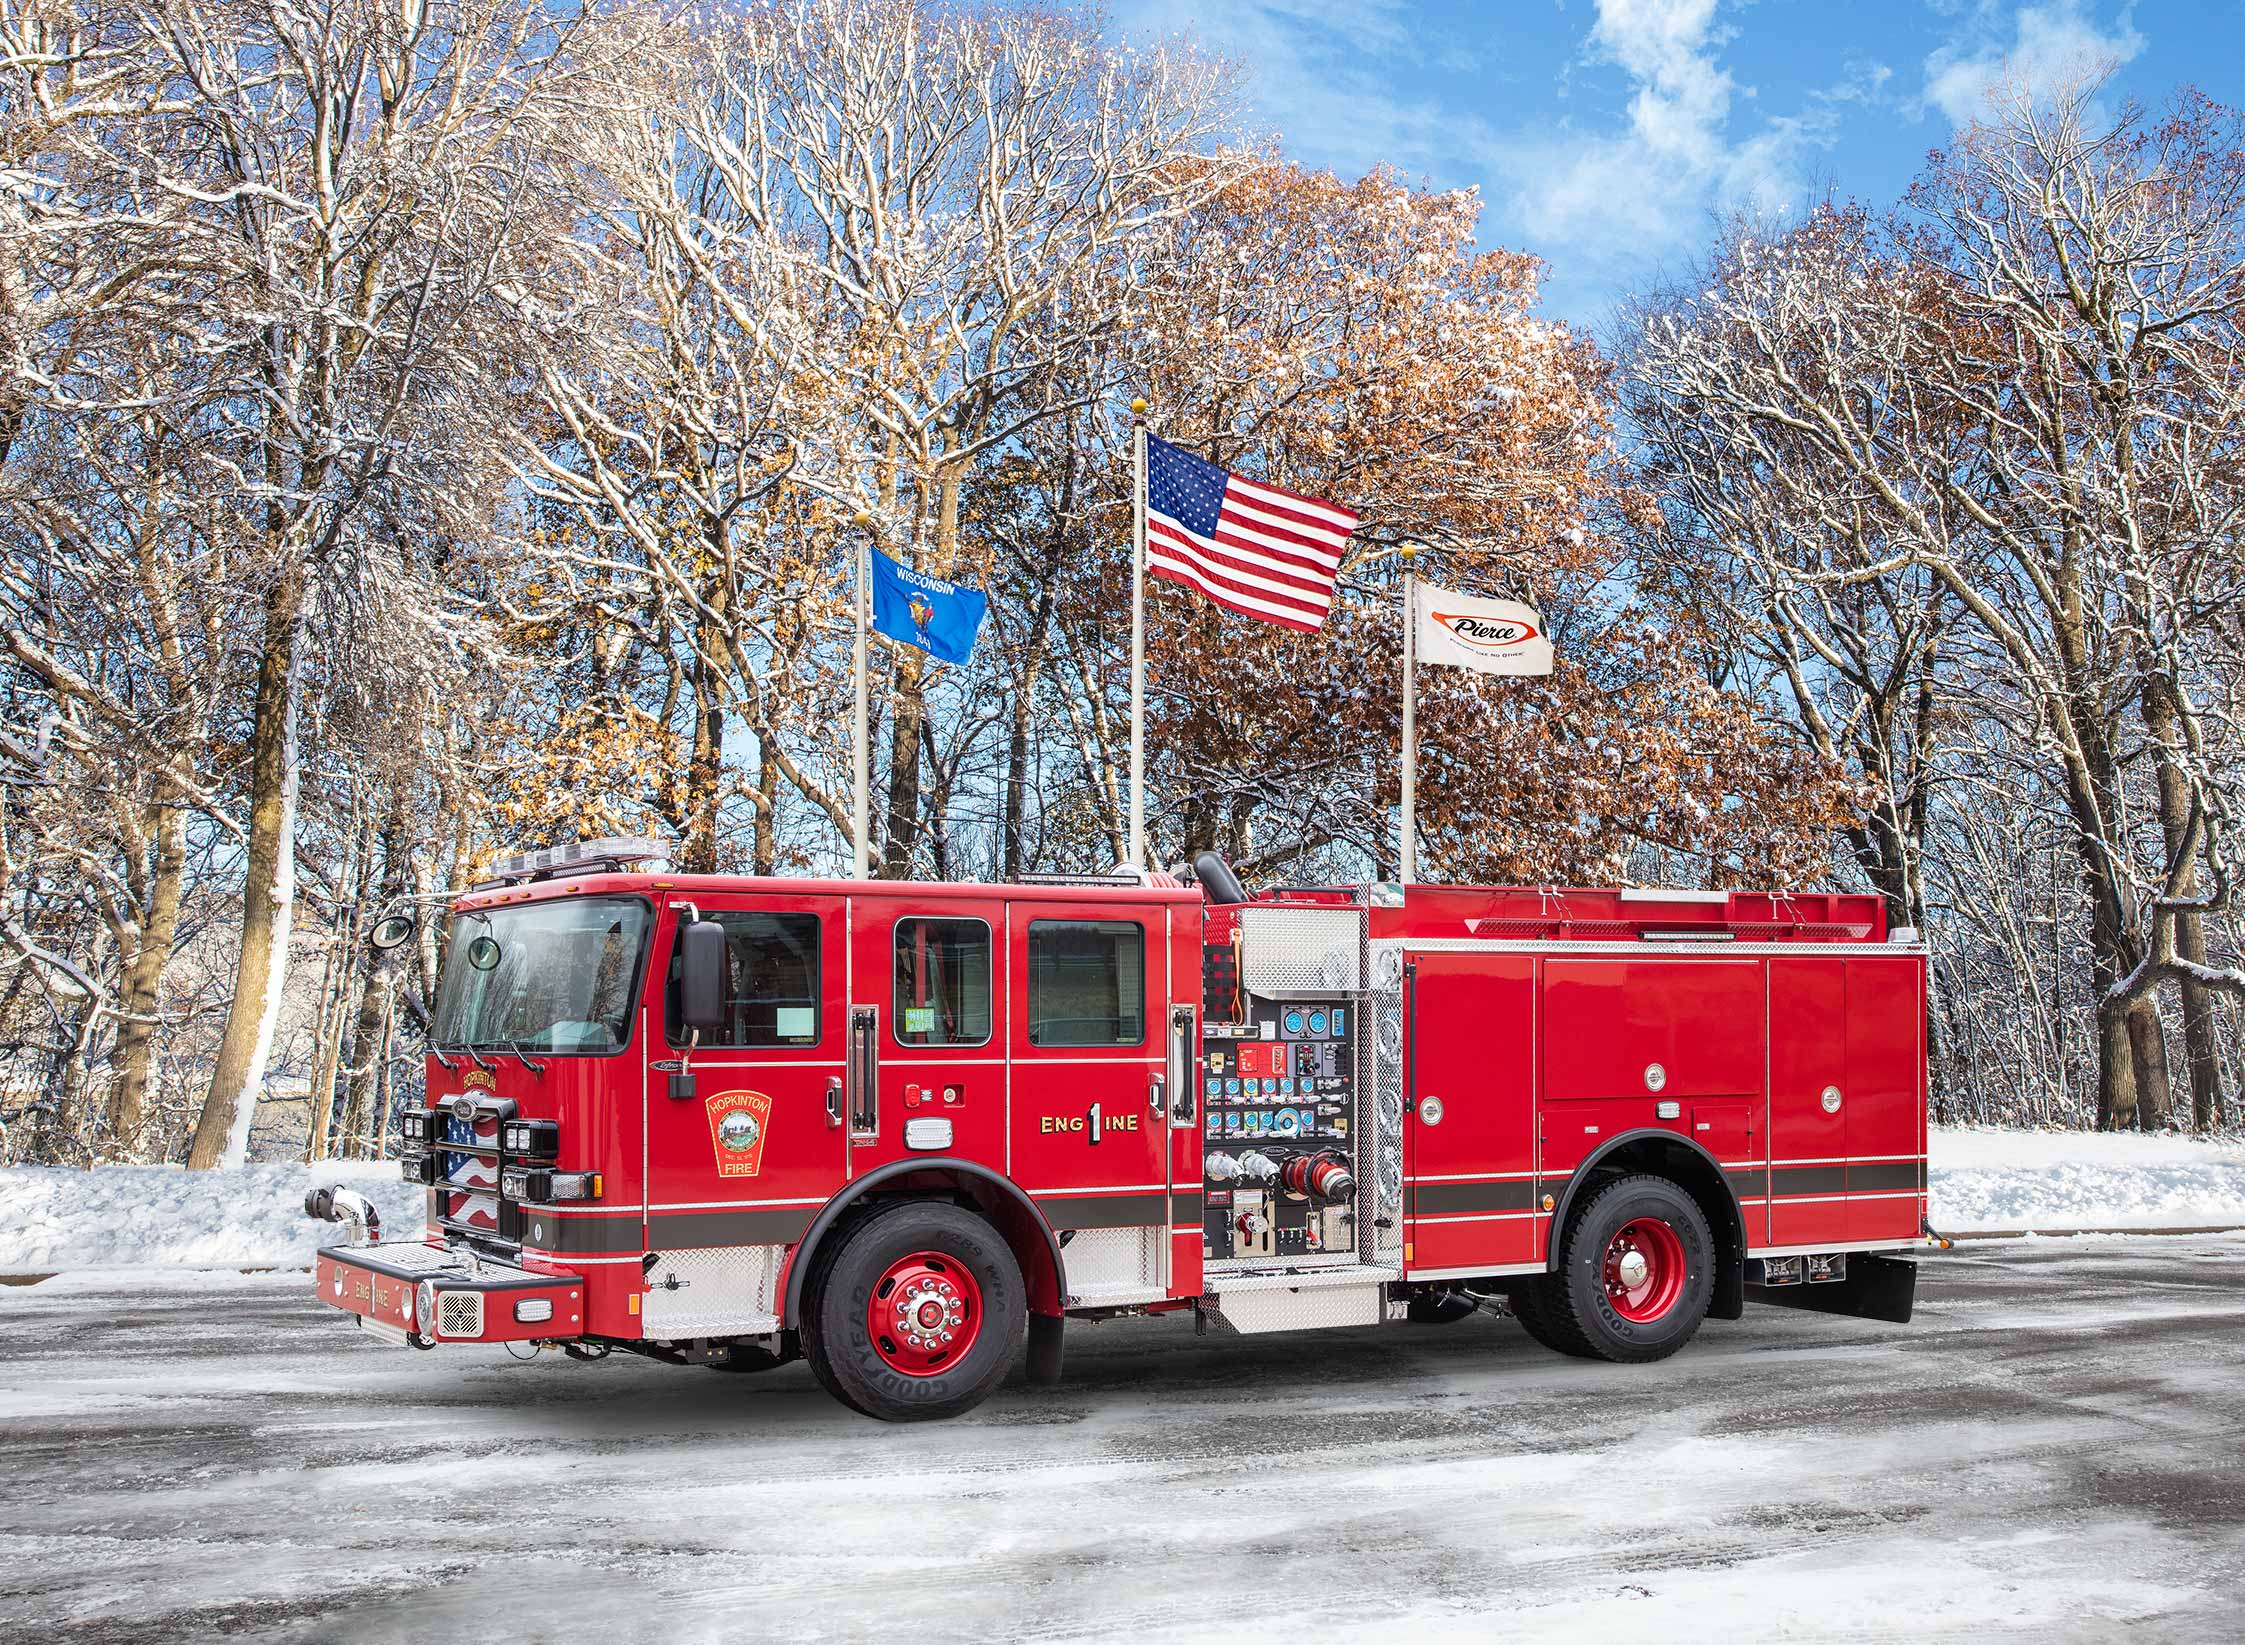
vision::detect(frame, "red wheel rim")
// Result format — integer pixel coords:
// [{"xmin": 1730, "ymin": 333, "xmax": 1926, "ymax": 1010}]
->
[
  {"xmin": 866, "ymin": 1250, "xmax": 981, "ymax": 1377},
  {"xmin": 1602, "ymin": 1217, "xmax": 1686, "ymax": 1323}
]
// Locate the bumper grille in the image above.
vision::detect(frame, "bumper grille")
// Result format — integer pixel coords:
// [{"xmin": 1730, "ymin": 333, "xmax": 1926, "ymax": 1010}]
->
[{"xmin": 435, "ymin": 1291, "xmax": 486, "ymax": 1338}]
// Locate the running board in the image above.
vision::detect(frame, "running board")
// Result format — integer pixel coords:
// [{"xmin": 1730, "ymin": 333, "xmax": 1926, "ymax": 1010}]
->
[{"xmin": 1204, "ymin": 1265, "xmax": 1399, "ymax": 1335}]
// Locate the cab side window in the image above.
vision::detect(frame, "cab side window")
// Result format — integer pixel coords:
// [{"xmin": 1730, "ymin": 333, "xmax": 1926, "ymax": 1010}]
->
[
  {"xmin": 1026, "ymin": 919, "xmax": 1144, "ymax": 1046},
  {"xmin": 665, "ymin": 911, "xmax": 821, "ymax": 1046},
  {"xmin": 894, "ymin": 918, "xmax": 992, "ymax": 1047}
]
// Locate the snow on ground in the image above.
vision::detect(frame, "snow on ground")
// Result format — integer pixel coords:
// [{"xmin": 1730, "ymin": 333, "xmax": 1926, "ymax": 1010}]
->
[
  {"xmin": 1930, "ymin": 1125, "xmax": 2245, "ymax": 1232},
  {"xmin": 2, "ymin": 1127, "xmax": 2243, "ymax": 1273},
  {"xmin": 0, "ymin": 1161, "xmax": 422, "ymax": 1274}
]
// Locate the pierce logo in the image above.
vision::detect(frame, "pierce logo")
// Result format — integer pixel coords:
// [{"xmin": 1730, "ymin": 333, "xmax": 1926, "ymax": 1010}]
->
[
  {"xmin": 1433, "ymin": 611, "xmax": 1541, "ymax": 652},
  {"xmin": 461, "ymin": 1066, "xmax": 497, "ymax": 1091},
  {"xmin": 704, "ymin": 1088, "xmax": 774, "ymax": 1178}
]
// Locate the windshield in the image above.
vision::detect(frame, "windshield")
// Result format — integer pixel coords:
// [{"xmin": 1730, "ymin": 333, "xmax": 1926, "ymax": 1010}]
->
[{"xmin": 430, "ymin": 896, "xmax": 651, "ymax": 1054}]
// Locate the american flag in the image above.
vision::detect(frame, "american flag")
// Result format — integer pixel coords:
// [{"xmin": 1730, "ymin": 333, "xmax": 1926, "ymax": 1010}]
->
[{"xmin": 1143, "ymin": 434, "xmax": 1357, "ymax": 633}]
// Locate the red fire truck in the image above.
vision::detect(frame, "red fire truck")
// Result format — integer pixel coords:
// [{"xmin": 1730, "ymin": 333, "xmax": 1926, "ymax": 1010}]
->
[{"xmin": 309, "ymin": 838, "xmax": 1929, "ymax": 1422}]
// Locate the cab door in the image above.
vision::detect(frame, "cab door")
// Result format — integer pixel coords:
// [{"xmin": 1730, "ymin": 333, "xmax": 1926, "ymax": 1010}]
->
[
  {"xmin": 640, "ymin": 894, "xmax": 848, "ymax": 1256},
  {"xmin": 1005, "ymin": 899, "xmax": 1170, "ymax": 1285},
  {"xmin": 843, "ymin": 894, "xmax": 1007, "ymax": 1177}
]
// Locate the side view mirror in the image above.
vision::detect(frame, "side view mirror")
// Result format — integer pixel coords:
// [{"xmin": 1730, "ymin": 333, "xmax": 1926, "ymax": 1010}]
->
[
  {"xmin": 679, "ymin": 918, "xmax": 729, "ymax": 1034},
  {"xmin": 369, "ymin": 912, "xmax": 417, "ymax": 952}
]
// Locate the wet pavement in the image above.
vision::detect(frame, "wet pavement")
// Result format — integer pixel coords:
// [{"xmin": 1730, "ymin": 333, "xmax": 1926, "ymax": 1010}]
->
[{"xmin": 3, "ymin": 1236, "xmax": 2242, "ymax": 1642}]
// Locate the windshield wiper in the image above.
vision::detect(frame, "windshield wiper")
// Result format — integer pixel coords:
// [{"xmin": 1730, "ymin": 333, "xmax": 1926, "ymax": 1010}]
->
[
  {"xmin": 501, "ymin": 1040, "xmax": 548, "ymax": 1075},
  {"xmin": 429, "ymin": 1042, "xmax": 458, "ymax": 1071},
  {"xmin": 449, "ymin": 1041, "xmax": 496, "ymax": 1073}
]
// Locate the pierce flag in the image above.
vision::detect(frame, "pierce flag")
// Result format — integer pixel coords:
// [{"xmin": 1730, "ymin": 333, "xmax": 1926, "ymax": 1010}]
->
[
  {"xmin": 868, "ymin": 547, "xmax": 987, "ymax": 666},
  {"xmin": 1412, "ymin": 582, "xmax": 1553, "ymax": 676}
]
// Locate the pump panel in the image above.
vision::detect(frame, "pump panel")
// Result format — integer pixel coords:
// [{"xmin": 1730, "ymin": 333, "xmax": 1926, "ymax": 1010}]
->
[{"xmin": 1200, "ymin": 993, "xmax": 1361, "ymax": 1263}]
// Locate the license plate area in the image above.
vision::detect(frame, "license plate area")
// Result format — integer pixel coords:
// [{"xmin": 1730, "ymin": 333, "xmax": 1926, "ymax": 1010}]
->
[{"xmin": 313, "ymin": 1242, "xmax": 586, "ymax": 1343}]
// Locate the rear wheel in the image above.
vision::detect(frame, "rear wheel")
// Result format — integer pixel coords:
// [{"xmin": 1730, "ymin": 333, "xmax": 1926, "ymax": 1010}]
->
[
  {"xmin": 803, "ymin": 1201, "xmax": 1024, "ymax": 1422},
  {"xmin": 1517, "ymin": 1174, "xmax": 1713, "ymax": 1364}
]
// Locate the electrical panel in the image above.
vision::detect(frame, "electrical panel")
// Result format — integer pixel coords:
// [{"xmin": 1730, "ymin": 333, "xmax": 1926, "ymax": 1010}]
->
[{"xmin": 1201, "ymin": 992, "xmax": 1359, "ymax": 1264}]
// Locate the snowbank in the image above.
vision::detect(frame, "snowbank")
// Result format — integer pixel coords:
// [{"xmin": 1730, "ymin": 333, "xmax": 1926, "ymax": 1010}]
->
[
  {"xmin": 1930, "ymin": 1125, "xmax": 2245, "ymax": 1231},
  {"xmin": 0, "ymin": 1161, "xmax": 423, "ymax": 1274},
  {"xmin": 3, "ymin": 1128, "xmax": 2243, "ymax": 1272}
]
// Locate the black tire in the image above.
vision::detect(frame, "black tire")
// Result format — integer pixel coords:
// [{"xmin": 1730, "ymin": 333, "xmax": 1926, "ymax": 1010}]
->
[
  {"xmin": 1405, "ymin": 1291, "xmax": 1478, "ymax": 1325},
  {"xmin": 1517, "ymin": 1174, "xmax": 1714, "ymax": 1364},
  {"xmin": 798, "ymin": 1231, "xmax": 870, "ymax": 1415},
  {"xmin": 803, "ymin": 1200, "xmax": 1025, "ymax": 1422},
  {"xmin": 1507, "ymin": 1282, "xmax": 1572, "ymax": 1352}
]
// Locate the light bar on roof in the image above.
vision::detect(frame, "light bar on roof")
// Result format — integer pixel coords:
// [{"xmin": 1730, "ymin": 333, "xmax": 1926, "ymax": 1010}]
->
[
  {"xmin": 487, "ymin": 836, "xmax": 674, "ymax": 883},
  {"xmin": 1617, "ymin": 888, "xmax": 1732, "ymax": 904}
]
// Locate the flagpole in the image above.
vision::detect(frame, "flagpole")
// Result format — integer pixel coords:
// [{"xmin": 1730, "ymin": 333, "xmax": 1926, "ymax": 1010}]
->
[
  {"xmin": 850, "ymin": 510, "xmax": 871, "ymax": 881},
  {"xmin": 1128, "ymin": 398, "xmax": 1148, "ymax": 871},
  {"xmin": 1400, "ymin": 541, "xmax": 1418, "ymax": 883}
]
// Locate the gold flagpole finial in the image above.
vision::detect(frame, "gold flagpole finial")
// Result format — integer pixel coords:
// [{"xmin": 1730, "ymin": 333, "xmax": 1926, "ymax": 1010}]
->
[
  {"xmin": 1130, "ymin": 398, "xmax": 1148, "ymax": 417},
  {"xmin": 1399, "ymin": 541, "xmax": 1419, "ymax": 562}
]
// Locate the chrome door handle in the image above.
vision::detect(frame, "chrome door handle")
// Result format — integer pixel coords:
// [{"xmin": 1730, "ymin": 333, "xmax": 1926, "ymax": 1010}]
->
[
  {"xmin": 826, "ymin": 1076, "xmax": 844, "ymax": 1130},
  {"xmin": 1149, "ymin": 1074, "xmax": 1164, "ymax": 1114}
]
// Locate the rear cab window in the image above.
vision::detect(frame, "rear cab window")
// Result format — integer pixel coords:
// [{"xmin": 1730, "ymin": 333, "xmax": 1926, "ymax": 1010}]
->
[{"xmin": 1026, "ymin": 919, "xmax": 1145, "ymax": 1046}]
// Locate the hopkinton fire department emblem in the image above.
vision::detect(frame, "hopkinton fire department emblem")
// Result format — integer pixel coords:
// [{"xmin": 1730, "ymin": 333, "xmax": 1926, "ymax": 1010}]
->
[{"xmin": 704, "ymin": 1088, "xmax": 773, "ymax": 1178}]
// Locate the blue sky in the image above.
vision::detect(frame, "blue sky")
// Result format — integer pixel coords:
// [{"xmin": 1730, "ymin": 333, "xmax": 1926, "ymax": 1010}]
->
[{"xmin": 1111, "ymin": 1, "xmax": 2243, "ymax": 333}]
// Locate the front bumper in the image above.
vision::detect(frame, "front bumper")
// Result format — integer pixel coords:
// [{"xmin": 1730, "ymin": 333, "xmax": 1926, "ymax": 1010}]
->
[{"xmin": 314, "ymin": 1241, "xmax": 586, "ymax": 1346}]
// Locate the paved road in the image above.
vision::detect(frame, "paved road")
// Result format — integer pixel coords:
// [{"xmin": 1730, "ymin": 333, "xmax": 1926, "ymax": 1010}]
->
[{"xmin": 3, "ymin": 1237, "xmax": 2243, "ymax": 1643}]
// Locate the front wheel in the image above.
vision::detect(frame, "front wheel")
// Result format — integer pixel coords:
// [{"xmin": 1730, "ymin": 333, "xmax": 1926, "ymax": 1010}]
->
[
  {"xmin": 803, "ymin": 1201, "xmax": 1025, "ymax": 1422},
  {"xmin": 1519, "ymin": 1174, "xmax": 1713, "ymax": 1363}
]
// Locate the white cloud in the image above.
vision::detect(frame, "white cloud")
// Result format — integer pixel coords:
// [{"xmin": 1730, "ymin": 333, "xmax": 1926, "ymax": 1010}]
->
[
  {"xmin": 1921, "ymin": 2, "xmax": 2146, "ymax": 126},
  {"xmin": 1110, "ymin": 0, "xmax": 1886, "ymax": 322},
  {"xmin": 1501, "ymin": 0, "xmax": 1866, "ymax": 270}
]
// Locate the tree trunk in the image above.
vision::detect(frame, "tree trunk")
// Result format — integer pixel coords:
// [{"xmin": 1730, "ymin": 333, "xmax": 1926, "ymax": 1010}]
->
[
  {"xmin": 187, "ymin": 568, "xmax": 308, "ymax": 1169},
  {"xmin": 2125, "ymin": 998, "xmax": 2174, "ymax": 1131},
  {"xmin": 2094, "ymin": 991, "xmax": 2137, "ymax": 1131},
  {"xmin": 2142, "ymin": 672, "xmax": 2226, "ymax": 1129},
  {"xmin": 751, "ymin": 743, "xmax": 780, "ymax": 876},
  {"xmin": 2177, "ymin": 915, "xmax": 2224, "ymax": 1130},
  {"xmin": 341, "ymin": 957, "xmax": 395, "ymax": 1158},
  {"xmin": 108, "ymin": 799, "xmax": 186, "ymax": 1152}
]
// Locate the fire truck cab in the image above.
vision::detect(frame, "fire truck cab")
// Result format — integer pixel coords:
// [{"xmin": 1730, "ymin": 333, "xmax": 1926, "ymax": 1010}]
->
[{"xmin": 311, "ymin": 838, "xmax": 1928, "ymax": 1422}]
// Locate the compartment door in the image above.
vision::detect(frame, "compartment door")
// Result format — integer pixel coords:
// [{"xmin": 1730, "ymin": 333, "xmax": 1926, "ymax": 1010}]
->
[
  {"xmin": 1406, "ymin": 951, "xmax": 1537, "ymax": 1274},
  {"xmin": 1845, "ymin": 957, "xmax": 1925, "ymax": 1243},
  {"xmin": 1768, "ymin": 957, "xmax": 1847, "ymax": 1248}
]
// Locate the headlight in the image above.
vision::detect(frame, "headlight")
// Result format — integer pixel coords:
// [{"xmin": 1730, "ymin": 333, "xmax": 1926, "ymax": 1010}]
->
[
  {"xmin": 501, "ymin": 1120, "xmax": 560, "ymax": 1159},
  {"xmin": 415, "ymin": 1280, "xmax": 435, "ymax": 1332},
  {"xmin": 500, "ymin": 1167, "xmax": 601, "ymax": 1203}
]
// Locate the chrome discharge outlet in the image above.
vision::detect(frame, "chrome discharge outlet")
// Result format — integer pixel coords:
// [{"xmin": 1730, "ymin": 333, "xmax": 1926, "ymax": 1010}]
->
[{"xmin": 305, "ymin": 1185, "xmax": 382, "ymax": 1247}]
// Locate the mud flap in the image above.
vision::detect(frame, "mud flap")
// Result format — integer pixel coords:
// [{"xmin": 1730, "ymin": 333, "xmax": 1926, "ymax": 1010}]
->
[
  {"xmin": 1708, "ymin": 1253, "xmax": 1745, "ymax": 1322},
  {"xmin": 1748, "ymin": 1254, "xmax": 1916, "ymax": 1324},
  {"xmin": 1026, "ymin": 1312, "xmax": 1065, "ymax": 1386}
]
